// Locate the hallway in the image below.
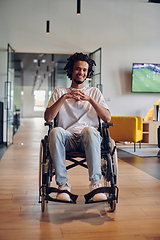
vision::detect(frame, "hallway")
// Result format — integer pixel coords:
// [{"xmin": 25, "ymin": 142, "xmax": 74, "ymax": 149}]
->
[{"xmin": 0, "ymin": 118, "xmax": 160, "ymax": 240}]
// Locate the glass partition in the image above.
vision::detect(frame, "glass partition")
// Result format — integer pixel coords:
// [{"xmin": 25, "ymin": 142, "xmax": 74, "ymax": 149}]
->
[
  {"xmin": 48, "ymin": 61, "xmax": 70, "ymax": 98},
  {"xmin": 6, "ymin": 44, "xmax": 15, "ymax": 146}
]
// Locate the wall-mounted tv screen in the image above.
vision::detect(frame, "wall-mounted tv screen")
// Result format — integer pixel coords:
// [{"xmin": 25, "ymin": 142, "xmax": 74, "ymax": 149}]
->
[{"xmin": 131, "ymin": 63, "xmax": 160, "ymax": 93}]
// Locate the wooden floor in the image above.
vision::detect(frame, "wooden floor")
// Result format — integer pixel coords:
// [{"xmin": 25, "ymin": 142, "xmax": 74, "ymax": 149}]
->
[{"xmin": 0, "ymin": 118, "xmax": 160, "ymax": 240}]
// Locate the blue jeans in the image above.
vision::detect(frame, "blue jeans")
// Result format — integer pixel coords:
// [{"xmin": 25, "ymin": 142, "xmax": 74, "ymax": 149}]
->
[{"xmin": 48, "ymin": 126, "xmax": 102, "ymax": 186}]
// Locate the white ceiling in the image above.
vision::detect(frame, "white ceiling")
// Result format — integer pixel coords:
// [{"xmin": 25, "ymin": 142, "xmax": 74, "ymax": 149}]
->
[
  {"xmin": 1, "ymin": 0, "xmax": 154, "ymax": 54},
  {"xmin": 1, "ymin": 0, "xmax": 159, "ymax": 88}
]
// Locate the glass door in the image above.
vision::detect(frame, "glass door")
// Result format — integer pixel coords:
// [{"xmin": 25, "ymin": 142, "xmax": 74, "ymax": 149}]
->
[
  {"xmin": 5, "ymin": 44, "xmax": 15, "ymax": 146},
  {"xmin": 89, "ymin": 47, "xmax": 102, "ymax": 92}
]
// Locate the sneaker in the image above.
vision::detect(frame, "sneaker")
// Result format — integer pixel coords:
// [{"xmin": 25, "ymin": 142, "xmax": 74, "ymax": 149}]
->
[
  {"xmin": 89, "ymin": 182, "xmax": 107, "ymax": 202},
  {"xmin": 56, "ymin": 183, "xmax": 71, "ymax": 202}
]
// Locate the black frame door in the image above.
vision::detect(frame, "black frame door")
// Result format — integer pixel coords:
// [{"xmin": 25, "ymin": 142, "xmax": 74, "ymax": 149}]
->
[
  {"xmin": 5, "ymin": 44, "xmax": 15, "ymax": 146},
  {"xmin": 89, "ymin": 47, "xmax": 102, "ymax": 92}
]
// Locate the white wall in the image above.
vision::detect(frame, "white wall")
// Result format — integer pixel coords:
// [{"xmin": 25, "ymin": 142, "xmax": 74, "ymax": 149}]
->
[
  {"xmin": 100, "ymin": 2, "xmax": 160, "ymax": 118},
  {"xmin": 0, "ymin": 0, "xmax": 160, "ymax": 122}
]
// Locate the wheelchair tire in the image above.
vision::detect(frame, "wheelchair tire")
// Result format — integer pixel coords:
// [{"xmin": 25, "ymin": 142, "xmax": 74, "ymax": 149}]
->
[
  {"xmin": 39, "ymin": 137, "xmax": 48, "ymax": 212},
  {"xmin": 110, "ymin": 138, "xmax": 118, "ymax": 183},
  {"xmin": 39, "ymin": 139, "xmax": 47, "ymax": 192},
  {"xmin": 109, "ymin": 199, "xmax": 116, "ymax": 212},
  {"xmin": 41, "ymin": 191, "xmax": 45, "ymax": 212},
  {"xmin": 39, "ymin": 140, "xmax": 43, "ymax": 194}
]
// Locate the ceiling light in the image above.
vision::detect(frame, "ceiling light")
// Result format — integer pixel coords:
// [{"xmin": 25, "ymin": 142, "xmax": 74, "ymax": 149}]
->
[
  {"xmin": 148, "ymin": 0, "xmax": 160, "ymax": 3},
  {"xmin": 41, "ymin": 59, "xmax": 46, "ymax": 63},
  {"xmin": 52, "ymin": 54, "xmax": 54, "ymax": 62},
  {"xmin": 46, "ymin": 1, "xmax": 50, "ymax": 33},
  {"xmin": 46, "ymin": 20, "xmax": 50, "ymax": 34},
  {"xmin": 38, "ymin": 60, "xmax": 40, "ymax": 68},
  {"xmin": 77, "ymin": 0, "xmax": 81, "ymax": 15},
  {"xmin": 33, "ymin": 59, "xmax": 37, "ymax": 63}
]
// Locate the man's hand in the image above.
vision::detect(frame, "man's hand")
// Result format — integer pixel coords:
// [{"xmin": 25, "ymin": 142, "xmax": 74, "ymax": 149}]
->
[
  {"xmin": 45, "ymin": 89, "xmax": 111, "ymax": 123},
  {"xmin": 68, "ymin": 89, "xmax": 111, "ymax": 123},
  {"xmin": 69, "ymin": 90, "xmax": 90, "ymax": 102}
]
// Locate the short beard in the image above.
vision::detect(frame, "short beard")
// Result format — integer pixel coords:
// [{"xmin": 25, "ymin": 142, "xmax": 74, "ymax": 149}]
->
[{"xmin": 73, "ymin": 79, "xmax": 85, "ymax": 85}]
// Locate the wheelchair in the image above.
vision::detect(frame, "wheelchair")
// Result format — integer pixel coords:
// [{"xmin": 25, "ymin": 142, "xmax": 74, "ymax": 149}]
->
[{"xmin": 38, "ymin": 117, "xmax": 119, "ymax": 212}]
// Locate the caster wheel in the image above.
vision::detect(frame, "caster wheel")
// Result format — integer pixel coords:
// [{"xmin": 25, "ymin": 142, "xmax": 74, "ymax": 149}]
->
[{"xmin": 109, "ymin": 199, "xmax": 116, "ymax": 212}]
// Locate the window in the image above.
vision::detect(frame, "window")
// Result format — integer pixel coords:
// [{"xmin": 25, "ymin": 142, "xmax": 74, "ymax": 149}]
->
[{"xmin": 34, "ymin": 90, "xmax": 46, "ymax": 111}]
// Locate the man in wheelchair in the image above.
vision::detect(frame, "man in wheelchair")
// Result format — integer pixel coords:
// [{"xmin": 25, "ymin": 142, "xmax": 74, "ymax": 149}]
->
[{"xmin": 44, "ymin": 52, "xmax": 111, "ymax": 203}]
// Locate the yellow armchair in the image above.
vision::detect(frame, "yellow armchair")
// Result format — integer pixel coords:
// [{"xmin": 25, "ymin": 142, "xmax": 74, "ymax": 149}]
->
[{"xmin": 109, "ymin": 116, "xmax": 143, "ymax": 151}]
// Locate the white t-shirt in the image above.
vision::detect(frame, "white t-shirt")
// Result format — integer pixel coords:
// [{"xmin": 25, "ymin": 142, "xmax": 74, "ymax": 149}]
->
[{"xmin": 47, "ymin": 86, "xmax": 110, "ymax": 133}]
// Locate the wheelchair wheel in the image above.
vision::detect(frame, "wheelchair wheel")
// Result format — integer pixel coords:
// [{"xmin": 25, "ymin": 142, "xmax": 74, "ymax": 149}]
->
[
  {"xmin": 39, "ymin": 137, "xmax": 48, "ymax": 212},
  {"xmin": 102, "ymin": 138, "xmax": 118, "ymax": 212},
  {"xmin": 110, "ymin": 138, "xmax": 118, "ymax": 184},
  {"xmin": 109, "ymin": 140, "xmax": 118, "ymax": 213},
  {"xmin": 39, "ymin": 140, "xmax": 43, "ymax": 194},
  {"xmin": 109, "ymin": 199, "xmax": 116, "ymax": 212},
  {"xmin": 41, "ymin": 188, "xmax": 45, "ymax": 212}
]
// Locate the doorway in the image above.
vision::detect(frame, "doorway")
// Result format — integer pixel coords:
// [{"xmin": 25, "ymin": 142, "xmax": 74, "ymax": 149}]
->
[{"xmin": 13, "ymin": 49, "xmax": 102, "ymax": 118}]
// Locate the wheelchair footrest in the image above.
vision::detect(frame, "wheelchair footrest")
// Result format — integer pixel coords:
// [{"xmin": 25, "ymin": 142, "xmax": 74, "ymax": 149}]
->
[
  {"xmin": 84, "ymin": 186, "xmax": 117, "ymax": 204},
  {"xmin": 46, "ymin": 187, "xmax": 78, "ymax": 204},
  {"xmin": 85, "ymin": 199, "xmax": 110, "ymax": 204}
]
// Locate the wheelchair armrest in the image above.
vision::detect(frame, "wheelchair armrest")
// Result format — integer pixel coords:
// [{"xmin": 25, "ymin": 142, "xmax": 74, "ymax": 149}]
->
[
  {"xmin": 44, "ymin": 122, "xmax": 54, "ymax": 134},
  {"xmin": 102, "ymin": 122, "xmax": 114, "ymax": 129},
  {"xmin": 44, "ymin": 114, "xmax": 58, "ymax": 134},
  {"xmin": 45, "ymin": 122, "xmax": 53, "ymax": 127}
]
